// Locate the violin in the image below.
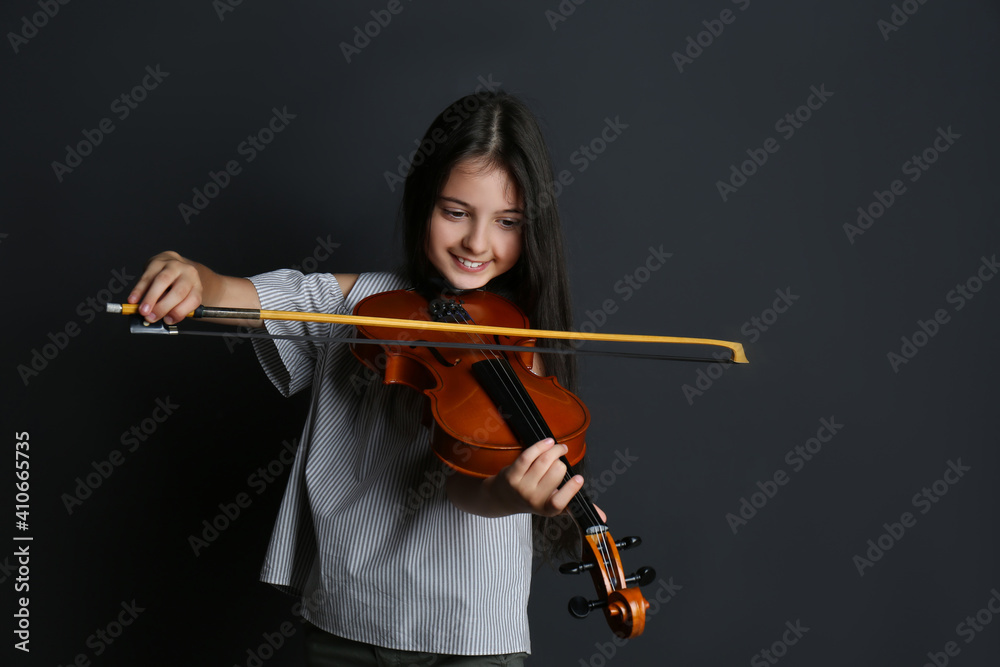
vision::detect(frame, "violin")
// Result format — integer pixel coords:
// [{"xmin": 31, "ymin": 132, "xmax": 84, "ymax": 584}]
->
[{"xmin": 350, "ymin": 287, "xmax": 655, "ymax": 638}]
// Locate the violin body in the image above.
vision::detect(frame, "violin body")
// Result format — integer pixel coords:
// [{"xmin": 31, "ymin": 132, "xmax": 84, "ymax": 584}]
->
[{"xmin": 350, "ymin": 289, "xmax": 589, "ymax": 478}]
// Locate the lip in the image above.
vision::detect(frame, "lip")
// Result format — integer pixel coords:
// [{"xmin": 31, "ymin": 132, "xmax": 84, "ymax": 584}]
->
[{"xmin": 451, "ymin": 253, "xmax": 491, "ymax": 273}]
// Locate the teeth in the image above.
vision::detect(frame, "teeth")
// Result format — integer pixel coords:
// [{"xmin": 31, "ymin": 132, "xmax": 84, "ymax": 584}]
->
[{"xmin": 458, "ymin": 257, "xmax": 485, "ymax": 268}]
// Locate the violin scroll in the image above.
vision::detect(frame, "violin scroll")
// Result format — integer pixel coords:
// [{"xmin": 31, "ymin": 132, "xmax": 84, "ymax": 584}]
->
[{"xmin": 560, "ymin": 530, "xmax": 655, "ymax": 639}]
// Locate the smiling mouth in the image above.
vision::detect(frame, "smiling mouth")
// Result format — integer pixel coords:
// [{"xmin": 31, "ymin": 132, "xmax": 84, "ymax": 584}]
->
[{"xmin": 453, "ymin": 254, "xmax": 490, "ymax": 271}]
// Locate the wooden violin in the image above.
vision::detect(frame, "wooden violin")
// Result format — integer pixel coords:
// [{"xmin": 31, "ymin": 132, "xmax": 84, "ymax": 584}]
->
[{"xmin": 350, "ymin": 287, "xmax": 654, "ymax": 638}]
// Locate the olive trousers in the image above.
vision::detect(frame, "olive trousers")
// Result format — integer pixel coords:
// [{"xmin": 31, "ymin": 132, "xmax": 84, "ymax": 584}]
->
[{"xmin": 303, "ymin": 622, "xmax": 527, "ymax": 667}]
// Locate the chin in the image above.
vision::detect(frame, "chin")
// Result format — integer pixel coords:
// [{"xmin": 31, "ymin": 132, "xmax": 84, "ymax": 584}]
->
[{"xmin": 446, "ymin": 273, "xmax": 492, "ymax": 291}]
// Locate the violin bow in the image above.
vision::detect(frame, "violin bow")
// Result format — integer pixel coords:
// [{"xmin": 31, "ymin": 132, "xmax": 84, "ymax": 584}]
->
[{"xmin": 106, "ymin": 303, "xmax": 749, "ymax": 364}]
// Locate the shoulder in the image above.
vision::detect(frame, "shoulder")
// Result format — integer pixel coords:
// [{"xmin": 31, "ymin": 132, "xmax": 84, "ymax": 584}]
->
[{"xmin": 341, "ymin": 272, "xmax": 410, "ymax": 307}]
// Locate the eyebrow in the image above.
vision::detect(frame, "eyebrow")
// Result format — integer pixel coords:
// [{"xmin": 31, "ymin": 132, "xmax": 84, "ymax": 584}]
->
[{"xmin": 438, "ymin": 196, "xmax": 523, "ymax": 215}]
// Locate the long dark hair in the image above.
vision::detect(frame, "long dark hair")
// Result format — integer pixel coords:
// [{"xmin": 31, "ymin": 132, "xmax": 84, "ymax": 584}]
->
[{"xmin": 400, "ymin": 91, "xmax": 582, "ymax": 561}]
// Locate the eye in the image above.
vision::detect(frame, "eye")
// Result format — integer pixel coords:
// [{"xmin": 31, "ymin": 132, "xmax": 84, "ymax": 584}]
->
[
  {"xmin": 443, "ymin": 208, "xmax": 467, "ymax": 220},
  {"xmin": 498, "ymin": 218, "xmax": 523, "ymax": 231}
]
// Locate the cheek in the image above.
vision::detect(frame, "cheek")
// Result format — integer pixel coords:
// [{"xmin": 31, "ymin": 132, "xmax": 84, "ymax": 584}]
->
[
  {"xmin": 507, "ymin": 234, "xmax": 523, "ymax": 263},
  {"xmin": 426, "ymin": 218, "xmax": 446, "ymax": 255}
]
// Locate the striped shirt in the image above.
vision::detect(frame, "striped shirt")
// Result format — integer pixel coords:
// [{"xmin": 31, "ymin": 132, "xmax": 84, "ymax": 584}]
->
[{"xmin": 248, "ymin": 270, "xmax": 532, "ymax": 655}]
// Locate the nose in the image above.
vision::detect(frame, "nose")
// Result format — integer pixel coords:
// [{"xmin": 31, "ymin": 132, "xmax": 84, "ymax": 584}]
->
[{"xmin": 462, "ymin": 219, "xmax": 490, "ymax": 256}]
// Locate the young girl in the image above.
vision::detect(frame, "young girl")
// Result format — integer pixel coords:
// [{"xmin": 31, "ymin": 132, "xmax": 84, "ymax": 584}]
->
[{"xmin": 130, "ymin": 92, "xmax": 590, "ymax": 666}]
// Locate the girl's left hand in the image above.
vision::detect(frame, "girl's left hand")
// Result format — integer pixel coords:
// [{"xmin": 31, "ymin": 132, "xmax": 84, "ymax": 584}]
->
[
  {"xmin": 446, "ymin": 438, "xmax": 605, "ymax": 520},
  {"xmin": 491, "ymin": 438, "xmax": 582, "ymax": 517}
]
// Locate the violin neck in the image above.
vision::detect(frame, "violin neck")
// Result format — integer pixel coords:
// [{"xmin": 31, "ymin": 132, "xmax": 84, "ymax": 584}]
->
[
  {"xmin": 470, "ymin": 357, "xmax": 606, "ymax": 534},
  {"xmin": 565, "ymin": 476, "xmax": 605, "ymax": 533}
]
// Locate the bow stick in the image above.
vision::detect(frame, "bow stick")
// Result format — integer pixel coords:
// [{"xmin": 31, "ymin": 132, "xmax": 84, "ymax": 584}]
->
[{"xmin": 106, "ymin": 302, "xmax": 749, "ymax": 364}]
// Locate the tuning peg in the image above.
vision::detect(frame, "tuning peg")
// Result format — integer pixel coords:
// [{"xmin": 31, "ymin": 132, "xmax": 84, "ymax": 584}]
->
[
  {"xmin": 559, "ymin": 561, "xmax": 595, "ymax": 575},
  {"xmin": 614, "ymin": 535, "xmax": 642, "ymax": 550},
  {"xmin": 624, "ymin": 566, "xmax": 656, "ymax": 587},
  {"xmin": 568, "ymin": 595, "xmax": 607, "ymax": 619}
]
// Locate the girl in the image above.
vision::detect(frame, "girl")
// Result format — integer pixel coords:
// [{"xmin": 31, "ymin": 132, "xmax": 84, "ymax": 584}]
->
[{"xmin": 131, "ymin": 91, "xmax": 591, "ymax": 666}]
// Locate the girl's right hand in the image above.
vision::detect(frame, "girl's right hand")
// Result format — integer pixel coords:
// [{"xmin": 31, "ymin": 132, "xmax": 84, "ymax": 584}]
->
[{"xmin": 128, "ymin": 251, "xmax": 206, "ymax": 324}]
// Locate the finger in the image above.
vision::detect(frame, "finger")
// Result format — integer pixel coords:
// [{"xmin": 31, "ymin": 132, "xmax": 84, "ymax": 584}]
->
[
  {"xmin": 129, "ymin": 260, "xmax": 167, "ymax": 306},
  {"xmin": 129, "ymin": 252, "xmax": 178, "ymax": 305},
  {"xmin": 166, "ymin": 290, "xmax": 202, "ymax": 325},
  {"xmin": 544, "ymin": 474, "xmax": 585, "ymax": 516},
  {"xmin": 134, "ymin": 265, "xmax": 177, "ymax": 320},
  {"xmin": 506, "ymin": 438, "xmax": 557, "ymax": 480},
  {"xmin": 144, "ymin": 271, "xmax": 190, "ymax": 322},
  {"xmin": 518, "ymin": 443, "xmax": 568, "ymax": 491},
  {"xmin": 592, "ymin": 503, "xmax": 607, "ymax": 523},
  {"xmin": 520, "ymin": 449, "xmax": 571, "ymax": 514}
]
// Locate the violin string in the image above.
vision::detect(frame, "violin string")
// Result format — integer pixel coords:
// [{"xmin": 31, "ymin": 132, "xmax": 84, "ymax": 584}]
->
[{"xmin": 444, "ymin": 301, "xmax": 621, "ymax": 591}]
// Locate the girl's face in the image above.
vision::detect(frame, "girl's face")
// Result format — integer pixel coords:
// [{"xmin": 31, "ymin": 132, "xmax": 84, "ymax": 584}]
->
[{"xmin": 425, "ymin": 159, "xmax": 524, "ymax": 291}]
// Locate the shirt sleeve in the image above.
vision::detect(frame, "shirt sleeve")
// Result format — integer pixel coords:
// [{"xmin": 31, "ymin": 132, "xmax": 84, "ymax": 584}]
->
[{"xmin": 247, "ymin": 269, "xmax": 349, "ymax": 397}]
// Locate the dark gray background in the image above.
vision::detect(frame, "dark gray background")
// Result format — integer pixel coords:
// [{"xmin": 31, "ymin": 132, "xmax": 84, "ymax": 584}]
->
[{"xmin": 3, "ymin": 1, "xmax": 999, "ymax": 665}]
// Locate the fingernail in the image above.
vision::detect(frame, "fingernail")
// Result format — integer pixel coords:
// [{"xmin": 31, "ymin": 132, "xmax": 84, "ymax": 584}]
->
[
  {"xmin": 139, "ymin": 303, "xmax": 151, "ymax": 315},
  {"xmin": 164, "ymin": 316, "xmax": 174, "ymax": 324}
]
